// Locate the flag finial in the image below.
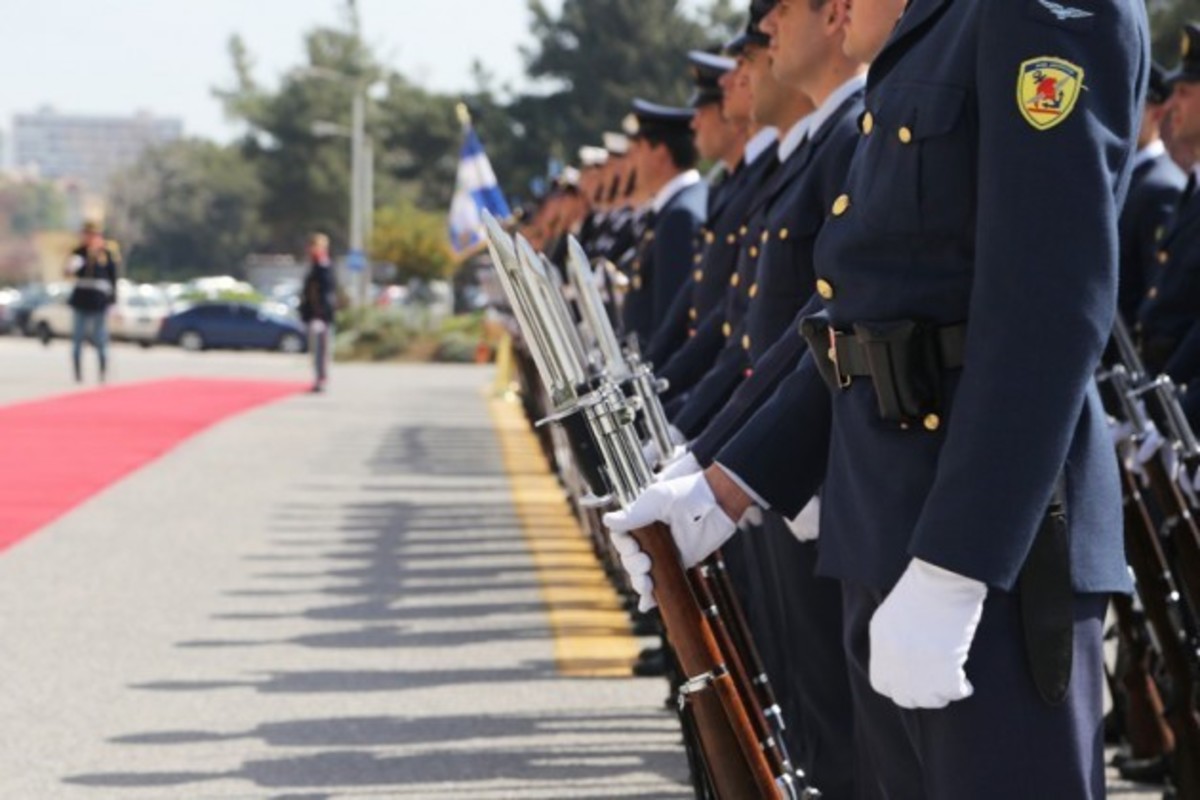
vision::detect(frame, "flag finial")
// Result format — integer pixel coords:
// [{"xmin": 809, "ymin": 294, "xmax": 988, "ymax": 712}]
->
[{"xmin": 455, "ymin": 103, "xmax": 472, "ymax": 129}]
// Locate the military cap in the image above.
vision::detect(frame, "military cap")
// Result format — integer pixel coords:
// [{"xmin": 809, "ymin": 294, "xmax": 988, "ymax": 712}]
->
[
  {"xmin": 625, "ymin": 99, "xmax": 695, "ymax": 140},
  {"xmin": 578, "ymin": 145, "xmax": 609, "ymax": 168},
  {"xmin": 1169, "ymin": 23, "xmax": 1200, "ymax": 85},
  {"xmin": 688, "ymin": 50, "xmax": 735, "ymax": 108},
  {"xmin": 1148, "ymin": 62, "xmax": 1171, "ymax": 105},
  {"xmin": 603, "ymin": 131, "xmax": 630, "ymax": 156},
  {"xmin": 725, "ymin": 0, "xmax": 775, "ymax": 55},
  {"xmin": 556, "ymin": 166, "xmax": 581, "ymax": 188}
]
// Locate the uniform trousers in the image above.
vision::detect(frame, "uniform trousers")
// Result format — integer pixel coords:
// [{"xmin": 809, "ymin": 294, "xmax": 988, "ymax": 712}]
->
[
  {"xmin": 757, "ymin": 514, "xmax": 858, "ymax": 799},
  {"xmin": 841, "ymin": 582, "xmax": 1108, "ymax": 799}
]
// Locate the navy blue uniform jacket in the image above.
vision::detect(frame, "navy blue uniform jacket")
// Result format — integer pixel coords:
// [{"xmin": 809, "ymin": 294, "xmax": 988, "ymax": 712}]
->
[
  {"xmin": 621, "ymin": 181, "xmax": 708, "ymax": 347},
  {"xmin": 647, "ymin": 156, "xmax": 776, "ymax": 369},
  {"xmin": 1118, "ymin": 151, "xmax": 1184, "ymax": 325},
  {"xmin": 717, "ymin": 0, "xmax": 1146, "ymax": 593},
  {"xmin": 655, "ymin": 152, "xmax": 780, "ymax": 389},
  {"xmin": 672, "ymin": 93, "xmax": 863, "ymax": 438}
]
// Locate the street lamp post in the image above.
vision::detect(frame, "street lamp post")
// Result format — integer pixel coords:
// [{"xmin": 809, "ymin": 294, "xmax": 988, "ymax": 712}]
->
[{"xmin": 298, "ymin": 66, "xmax": 375, "ymax": 307}]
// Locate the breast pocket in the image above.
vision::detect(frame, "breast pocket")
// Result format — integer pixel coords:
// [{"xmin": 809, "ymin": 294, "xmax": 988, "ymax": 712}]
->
[{"xmin": 854, "ymin": 83, "xmax": 973, "ymax": 237}]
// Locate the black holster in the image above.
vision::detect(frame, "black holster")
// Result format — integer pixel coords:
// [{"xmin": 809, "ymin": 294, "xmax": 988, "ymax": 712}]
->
[
  {"xmin": 799, "ymin": 315, "xmax": 954, "ymax": 428},
  {"xmin": 1017, "ymin": 487, "xmax": 1074, "ymax": 706}
]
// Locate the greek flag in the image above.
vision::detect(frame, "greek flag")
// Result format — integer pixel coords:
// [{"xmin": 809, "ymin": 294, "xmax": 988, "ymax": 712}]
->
[{"xmin": 449, "ymin": 126, "xmax": 511, "ymax": 253}]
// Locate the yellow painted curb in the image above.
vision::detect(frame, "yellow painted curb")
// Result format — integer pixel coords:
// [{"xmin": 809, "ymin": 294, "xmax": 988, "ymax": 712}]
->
[{"xmin": 488, "ymin": 396, "xmax": 641, "ymax": 677}]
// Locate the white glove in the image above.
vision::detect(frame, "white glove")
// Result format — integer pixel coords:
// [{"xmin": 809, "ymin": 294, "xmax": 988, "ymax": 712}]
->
[
  {"xmin": 657, "ymin": 449, "xmax": 701, "ymax": 481},
  {"xmin": 785, "ymin": 498, "xmax": 821, "ymax": 542},
  {"xmin": 604, "ymin": 472, "xmax": 739, "ymax": 612},
  {"xmin": 869, "ymin": 558, "xmax": 988, "ymax": 709}
]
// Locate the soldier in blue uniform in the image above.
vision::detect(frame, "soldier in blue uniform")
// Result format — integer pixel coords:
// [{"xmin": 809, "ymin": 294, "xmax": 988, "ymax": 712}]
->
[
  {"xmin": 609, "ymin": 0, "xmax": 1147, "ymax": 796},
  {"xmin": 619, "ymin": 101, "xmax": 708, "ymax": 348},
  {"xmin": 1139, "ymin": 25, "xmax": 1200, "ymax": 389},
  {"xmin": 1118, "ymin": 62, "xmax": 1185, "ymax": 326},
  {"xmin": 645, "ymin": 50, "xmax": 750, "ymax": 368},
  {"xmin": 656, "ymin": 14, "xmax": 800, "ymax": 411}
]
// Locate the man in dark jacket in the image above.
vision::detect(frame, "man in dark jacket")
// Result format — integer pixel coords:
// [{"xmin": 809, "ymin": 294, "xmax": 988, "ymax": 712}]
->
[
  {"xmin": 64, "ymin": 220, "xmax": 118, "ymax": 384},
  {"xmin": 299, "ymin": 233, "xmax": 337, "ymax": 393}
]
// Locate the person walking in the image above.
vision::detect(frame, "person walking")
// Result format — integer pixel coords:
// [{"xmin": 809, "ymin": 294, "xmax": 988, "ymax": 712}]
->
[
  {"xmin": 64, "ymin": 220, "xmax": 118, "ymax": 384},
  {"xmin": 299, "ymin": 233, "xmax": 337, "ymax": 393}
]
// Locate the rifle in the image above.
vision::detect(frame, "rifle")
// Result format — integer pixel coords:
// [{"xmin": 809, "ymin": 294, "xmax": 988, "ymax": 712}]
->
[
  {"xmin": 1099, "ymin": 320, "xmax": 1200, "ymax": 797},
  {"xmin": 483, "ymin": 212, "xmax": 806, "ymax": 799},
  {"xmin": 563, "ymin": 229, "xmax": 807, "ymax": 795}
]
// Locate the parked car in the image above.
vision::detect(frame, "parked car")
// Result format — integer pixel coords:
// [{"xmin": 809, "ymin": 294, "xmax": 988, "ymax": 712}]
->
[
  {"xmin": 29, "ymin": 281, "xmax": 170, "ymax": 348},
  {"xmin": 109, "ymin": 281, "xmax": 170, "ymax": 347},
  {"xmin": 10, "ymin": 284, "xmax": 64, "ymax": 336},
  {"xmin": 0, "ymin": 288, "xmax": 20, "ymax": 334},
  {"xmin": 27, "ymin": 284, "xmax": 74, "ymax": 343},
  {"xmin": 158, "ymin": 302, "xmax": 307, "ymax": 353}
]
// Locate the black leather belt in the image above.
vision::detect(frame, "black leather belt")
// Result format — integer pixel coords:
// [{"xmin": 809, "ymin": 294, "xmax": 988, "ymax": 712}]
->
[
  {"xmin": 829, "ymin": 323, "xmax": 966, "ymax": 387},
  {"xmin": 800, "ymin": 315, "xmax": 967, "ymax": 427}
]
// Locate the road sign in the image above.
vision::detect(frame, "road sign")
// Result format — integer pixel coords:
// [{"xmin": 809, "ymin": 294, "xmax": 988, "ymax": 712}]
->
[{"xmin": 347, "ymin": 249, "xmax": 367, "ymax": 273}]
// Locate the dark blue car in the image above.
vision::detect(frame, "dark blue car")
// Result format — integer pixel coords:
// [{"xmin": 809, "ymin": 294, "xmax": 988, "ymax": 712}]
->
[{"xmin": 158, "ymin": 302, "xmax": 308, "ymax": 353}]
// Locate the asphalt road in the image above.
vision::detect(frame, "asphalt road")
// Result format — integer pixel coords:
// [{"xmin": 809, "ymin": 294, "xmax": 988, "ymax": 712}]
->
[
  {"xmin": 0, "ymin": 337, "xmax": 1163, "ymax": 799},
  {"xmin": 0, "ymin": 338, "xmax": 689, "ymax": 799}
]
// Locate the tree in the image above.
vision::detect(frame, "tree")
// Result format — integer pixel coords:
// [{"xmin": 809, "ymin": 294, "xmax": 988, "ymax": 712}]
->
[
  {"xmin": 107, "ymin": 140, "xmax": 265, "ymax": 278},
  {"xmin": 370, "ymin": 203, "xmax": 454, "ymax": 282},
  {"xmin": 1150, "ymin": 0, "xmax": 1200, "ymax": 64}
]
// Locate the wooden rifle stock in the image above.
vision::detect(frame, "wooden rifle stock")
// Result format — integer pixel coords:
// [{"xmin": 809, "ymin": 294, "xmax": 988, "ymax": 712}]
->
[
  {"xmin": 1120, "ymin": 467, "xmax": 1200, "ymax": 798},
  {"xmin": 1110, "ymin": 592, "xmax": 1174, "ymax": 760},
  {"xmin": 708, "ymin": 552, "xmax": 792, "ymax": 754},
  {"xmin": 629, "ymin": 522, "xmax": 781, "ymax": 799},
  {"xmin": 690, "ymin": 559, "xmax": 796, "ymax": 790}
]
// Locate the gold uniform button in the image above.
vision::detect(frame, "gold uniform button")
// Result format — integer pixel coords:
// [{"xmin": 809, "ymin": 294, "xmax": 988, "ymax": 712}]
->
[
  {"xmin": 1158, "ymin": 250, "xmax": 1170, "ymax": 264},
  {"xmin": 742, "ymin": 335, "xmax": 751, "ymax": 351},
  {"xmin": 644, "ymin": 230, "xmax": 656, "ymax": 241},
  {"xmin": 730, "ymin": 273, "xmax": 741, "ymax": 287},
  {"xmin": 739, "ymin": 225, "xmax": 748, "ymax": 236},
  {"xmin": 816, "ymin": 279, "xmax": 834, "ymax": 300},
  {"xmin": 632, "ymin": 260, "xmax": 641, "ymax": 272},
  {"xmin": 923, "ymin": 414, "xmax": 941, "ymax": 432},
  {"xmin": 689, "ymin": 308, "xmax": 698, "ymax": 321},
  {"xmin": 832, "ymin": 194, "xmax": 851, "ymax": 217},
  {"xmin": 1148, "ymin": 287, "xmax": 1159, "ymax": 300},
  {"xmin": 694, "ymin": 269, "xmax": 704, "ymax": 282},
  {"xmin": 705, "ymin": 231, "xmax": 715, "ymax": 244},
  {"xmin": 694, "ymin": 254, "xmax": 703, "ymax": 264},
  {"xmin": 761, "ymin": 230, "xmax": 770, "ymax": 243},
  {"xmin": 726, "ymin": 233, "xmax": 737, "ymax": 245},
  {"xmin": 749, "ymin": 283, "xmax": 758, "ymax": 298},
  {"xmin": 749, "ymin": 246, "xmax": 759, "ymax": 258},
  {"xmin": 898, "ymin": 126, "xmax": 913, "ymax": 144},
  {"xmin": 632, "ymin": 276, "xmax": 642, "ymax": 290},
  {"xmin": 861, "ymin": 111, "xmax": 874, "ymax": 135},
  {"xmin": 722, "ymin": 322, "xmax": 733, "ymax": 337},
  {"xmin": 779, "ymin": 228, "xmax": 789, "ymax": 240}
]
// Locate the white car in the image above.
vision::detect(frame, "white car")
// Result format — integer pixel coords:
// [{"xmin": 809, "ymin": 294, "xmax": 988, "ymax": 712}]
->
[
  {"xmin": 109, "ymin": 282, "xmax": 170, "ymax": 346},
  {"xmin": 30, "ymin": 281, "xmax": 169, "ymax": 348}
]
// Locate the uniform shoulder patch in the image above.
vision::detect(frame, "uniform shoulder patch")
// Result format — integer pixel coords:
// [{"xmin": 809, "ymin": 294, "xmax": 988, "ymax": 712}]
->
[{"xmin": 1017, "ymin": 57, "xmax": 1085, "ymax": 131}]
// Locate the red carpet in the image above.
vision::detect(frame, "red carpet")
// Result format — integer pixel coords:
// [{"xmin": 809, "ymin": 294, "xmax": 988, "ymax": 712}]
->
[{"xmin": 0, "ymin": 378, "xmax": 305, "ymax": 552}]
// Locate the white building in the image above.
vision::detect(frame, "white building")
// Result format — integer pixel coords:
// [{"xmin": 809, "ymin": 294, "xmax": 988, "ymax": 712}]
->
[{"xmin": 13, "ymin": 108, "xmax": 182, "ymax": 194}]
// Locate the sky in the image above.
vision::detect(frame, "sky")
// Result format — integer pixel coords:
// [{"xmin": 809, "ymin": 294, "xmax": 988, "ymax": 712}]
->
[{"xmin": 0, "ymin": 0, "xmax": 579, "ymax": 154}]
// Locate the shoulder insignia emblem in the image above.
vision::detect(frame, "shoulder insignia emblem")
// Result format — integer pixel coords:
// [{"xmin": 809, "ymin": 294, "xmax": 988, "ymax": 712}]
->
[
  {"xmin": 1018, "ymin": 57, "xmax": 1084, "ymax": 131},
  {"xmin": 1036, "ymin": 0, "xmax": 1093, "ymax": 21}
]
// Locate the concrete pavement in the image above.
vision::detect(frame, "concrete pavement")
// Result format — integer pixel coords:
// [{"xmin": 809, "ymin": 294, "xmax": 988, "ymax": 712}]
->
[{"xmin": 0, "ymin": 338, "xmax": 689, "ymax": 799}]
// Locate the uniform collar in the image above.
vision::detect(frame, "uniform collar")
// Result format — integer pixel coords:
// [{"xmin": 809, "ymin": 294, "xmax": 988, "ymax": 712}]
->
[
  {"xmin": 1131, "ymin": 139, "xmax": 1165, "ymax": 172},
  {"xmin": 744, "ymin": 127, "xmax": 779, "ymax": 166},
  {"xmin": 778, "ymin": 113, "xmax": 814, "ymax": 163},
  {"xmin": 805, "ymin": 73, "xmax": 867, "ymax": 140},
  {"xmin": 651, "ymin": 169, "xmax": 702, "ymax": 213}
]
